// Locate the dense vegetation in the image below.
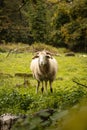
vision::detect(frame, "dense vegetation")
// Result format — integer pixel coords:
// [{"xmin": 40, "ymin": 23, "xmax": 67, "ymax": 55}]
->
[{"xmin": 0, "ymin": 0, "xmax": 87, "ymax": 51}]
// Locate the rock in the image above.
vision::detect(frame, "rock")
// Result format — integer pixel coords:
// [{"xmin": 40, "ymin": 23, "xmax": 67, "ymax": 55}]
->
[
  {"xmin": 0, "ymin": 114, "xmax": 19, "ymax": 130},
  {"xmin": 65, "ymin": 52, "xmax": 75, "ymax": 56},
  {"xmin": 15, "ymin": 73, "xmax": 32, "ymax": 78},
  {"xmin": 79, "ymin": 54, "xmax": 87, "ymax": 58},
  {"xmin": 0, "ymin": 109, "xmax": 55, "ymax": 130},
  {"xmin": 33, "ymin": 108, "xmax": 55, "ymax": 121}
]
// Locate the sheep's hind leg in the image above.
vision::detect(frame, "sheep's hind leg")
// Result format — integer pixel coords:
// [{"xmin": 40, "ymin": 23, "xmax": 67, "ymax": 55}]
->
[
  {"xmin": 36, "ymin": 81, "xmax": 40, "ymax": 94},
  {"xmin": 41, "ymin": 81, "xmax": 44, "ymax": 93},
  {"xmin": 49, "ymin": 81, "xmax": 53, "ymax": 93},
  {"xmin": 45, "ymin": 81, "xmax": 48, "ymax": 93}
]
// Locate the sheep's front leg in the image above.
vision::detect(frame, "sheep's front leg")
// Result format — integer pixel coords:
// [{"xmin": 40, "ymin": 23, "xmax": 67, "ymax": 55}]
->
[
  {"xmin": 41, "ymin": 81, "xmax": 44, "ymax": 93},
  {"xmin": 36, "ymin": 81, "xmax": 40, "ymax": 94},
  {"xmin": 49, "ymin": 81, "xmax": 53, "ymax": 93}
]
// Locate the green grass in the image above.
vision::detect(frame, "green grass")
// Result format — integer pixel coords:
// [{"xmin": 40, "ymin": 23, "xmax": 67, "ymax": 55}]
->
[{"xmin": 0, "ymin": 48, "xmax": 87, "ymax": 115}]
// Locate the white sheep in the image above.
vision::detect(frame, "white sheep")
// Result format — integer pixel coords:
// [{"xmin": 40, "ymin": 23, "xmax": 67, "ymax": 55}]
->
[{"xmin": 30, "ymin": 50, "xmax": 58, "ymax": 93}]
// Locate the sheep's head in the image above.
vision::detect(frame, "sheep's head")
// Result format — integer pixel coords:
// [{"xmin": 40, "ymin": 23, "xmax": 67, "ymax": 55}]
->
[{"xmin": 32, "ymin": 50, "xmax": 53, "ymax": 66}]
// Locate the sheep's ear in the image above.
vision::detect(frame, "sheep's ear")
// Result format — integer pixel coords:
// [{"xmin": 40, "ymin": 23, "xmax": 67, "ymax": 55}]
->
[
  {"xmin": 32, "ymin": 55, "xmax": 39, "ymax": 59},
  {"xmin": 46, "ymin": 51, "xmax": 52, "ymax": 56},
  {"xmin": 35, "ymin": 51, "xmax": 40, "ymax": 55}
]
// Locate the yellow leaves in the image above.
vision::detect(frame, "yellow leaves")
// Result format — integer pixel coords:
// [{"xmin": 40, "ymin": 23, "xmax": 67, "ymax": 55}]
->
[
  {"xmin": 60, "ymin": 26, "xmax": 70, "ymax": 43},
  {"xmin": 61, "ymin": 26, "xmax": 69, "ymax": 36},
  {"xmin": 47, "ymin": 0, "xmax": 58, "ymax": 3},
  {"xmin": 54, "ymin": 13, "xmax": 57, "ymax": 18}
]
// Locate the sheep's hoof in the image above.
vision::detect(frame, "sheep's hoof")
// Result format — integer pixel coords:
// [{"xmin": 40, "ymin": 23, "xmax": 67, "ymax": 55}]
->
[
  {"xmin": 50, "ymin": 88, "xmax": 53, "ymax": 93},
  {"xmin": 41, "ymin": 87, "xmax": 44, "ymax": 93}
]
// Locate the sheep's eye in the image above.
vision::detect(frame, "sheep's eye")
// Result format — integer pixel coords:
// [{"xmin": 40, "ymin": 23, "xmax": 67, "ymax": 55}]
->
[
  {"xmin": 46, "ymin": 55, "xmax": 50, "ymax": 58},
  {"xmin": 46, "ymin": 55, "xmax": 53, "ymax": 59}
]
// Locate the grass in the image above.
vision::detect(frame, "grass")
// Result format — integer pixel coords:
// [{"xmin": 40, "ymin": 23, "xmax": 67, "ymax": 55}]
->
[{"xmin": 0, "ymin": 44, "xmax": 87, "ymax": 115}]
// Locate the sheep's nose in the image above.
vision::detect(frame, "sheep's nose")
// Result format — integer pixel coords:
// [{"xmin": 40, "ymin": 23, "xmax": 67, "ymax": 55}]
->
[
  {"xmin": 40, "ymin": 61, "xmax": 45, "ymax": 66},
  {"xmin": 39, "ymin": 56, "xmax": 46, "ymax": 66}
]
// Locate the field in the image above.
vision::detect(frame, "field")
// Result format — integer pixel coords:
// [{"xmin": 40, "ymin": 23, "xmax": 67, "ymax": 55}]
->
[{"xmin": 0, "ymin": 44, "xmax": 87, "ymax": 117}]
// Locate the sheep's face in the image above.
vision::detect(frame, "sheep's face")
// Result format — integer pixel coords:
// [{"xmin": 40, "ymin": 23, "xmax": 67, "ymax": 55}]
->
[
  {"xmin": 32, "ymin": 51, "xmax": 52, "ymax": 66},
  {"xmin": 39, "ymin": 52, "xmax": 48, "ymax": 66}
]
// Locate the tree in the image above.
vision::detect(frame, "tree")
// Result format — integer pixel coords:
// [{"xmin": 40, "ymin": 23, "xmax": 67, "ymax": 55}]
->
[
  {"xmin": 28, "ymin": 0, "xmax": 48, "ymax": 43},
  {"xmin": 51, "ymin": 1, "xmax": 70, "ymax": 47}
]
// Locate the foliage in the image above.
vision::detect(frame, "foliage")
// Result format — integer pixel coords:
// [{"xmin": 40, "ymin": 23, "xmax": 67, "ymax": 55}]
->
[
  {"xmin": 55, "ymin": 5, "xmax": 70, "ymax": 28},
  {"xmin": 60, "ymin": 17, "xmax": 87, "ymax": 51},
  {"xmin": 0, "ymin": 88, "xmax": 34, "ymax": 114},
  {"xmin": 27, "ymin": 0, "xmax": 48, "ymax": 42},
  {"xmin": 31, "ymin": 42, "xmax": 59, "ymax": 53},
  {"xmin": 12, "ymin": 100, "xmax": 87, "ymax": 130},
  {"xmin": 70, "ymin": 0, "xmax": 87, "ymax": 20},
  {"xmin": 0, "ymin": 0, "xmax": 87, "ymax": 51}
]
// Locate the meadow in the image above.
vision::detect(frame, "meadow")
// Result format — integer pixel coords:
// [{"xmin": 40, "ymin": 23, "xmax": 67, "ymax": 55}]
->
[
  {"xmin": 0, "ymin": 43, "xmax": 87, "ymax": 116},
  {"xmin": 0, "ymin": 44, "xmax": 87, "ymax": 130}
]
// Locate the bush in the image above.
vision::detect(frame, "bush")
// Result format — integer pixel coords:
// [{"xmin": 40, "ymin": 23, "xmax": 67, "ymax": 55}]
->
[{"xmin": 0, "ymin": 89, "xmax": 34, "ymax": 114}]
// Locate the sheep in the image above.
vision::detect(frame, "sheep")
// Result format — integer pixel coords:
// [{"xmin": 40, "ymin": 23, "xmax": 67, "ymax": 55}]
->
[{"xmin": 30, "ymin": 50, "xmax": 58, "ymax": 93}]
